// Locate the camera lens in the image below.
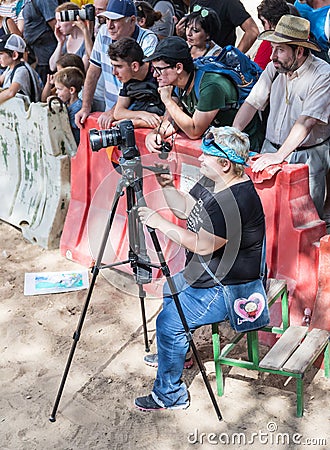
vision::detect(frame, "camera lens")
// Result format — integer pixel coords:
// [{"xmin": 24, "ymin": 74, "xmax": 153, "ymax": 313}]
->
[
  {"xmin": 89, "ymin": 128, "xmax": 122, "ymax": 152},
  {"xmin": 60, "ymin": 10, "xmax": 77, "ymax": 21}
]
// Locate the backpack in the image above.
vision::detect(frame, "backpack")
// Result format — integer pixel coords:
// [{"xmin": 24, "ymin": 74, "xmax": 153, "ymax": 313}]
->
[
  {"xmin": 148, "ymin": 0, "xmax": 187, "ymax": 22},
  {"xmin": 192, "ymin": 45, "xmax": 263, "ymax": 111},
  {"xmin": 10, "ymin": 62, "xmax": 43, "ymax": 103}
]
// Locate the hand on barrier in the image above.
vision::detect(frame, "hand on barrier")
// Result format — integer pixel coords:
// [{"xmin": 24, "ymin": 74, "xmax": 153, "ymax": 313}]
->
[
  {"xmin": 75, "ymin": 107, "xmax": 90, "ymax": 129},
  {"xmin": 97, "ymin": 109, "xmax": 115, "ymax": 129},
  {"xmin": 251, "ymin": 152, "xmax": 284, "ymax": 173},
  {"xmin": 145, "ymin": 130, "xmax": 163, "ymax": 154}
]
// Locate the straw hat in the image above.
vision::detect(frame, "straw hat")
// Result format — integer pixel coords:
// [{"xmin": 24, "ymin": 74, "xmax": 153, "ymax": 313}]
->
[{"xmin": 259, "ymin": 14, "xmax": 321, "ymax": 52}]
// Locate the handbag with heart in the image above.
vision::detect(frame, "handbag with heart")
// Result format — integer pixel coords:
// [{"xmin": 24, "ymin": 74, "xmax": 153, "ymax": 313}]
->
[{"xmin": 199, "ymin": 238, "xmax": 270, "ymax": 332}]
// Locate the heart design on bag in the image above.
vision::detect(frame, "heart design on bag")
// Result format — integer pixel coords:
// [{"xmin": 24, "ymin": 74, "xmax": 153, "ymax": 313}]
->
[{"xmin": 234, "ymin": 292, "xmax": 265, "ymax": 322}]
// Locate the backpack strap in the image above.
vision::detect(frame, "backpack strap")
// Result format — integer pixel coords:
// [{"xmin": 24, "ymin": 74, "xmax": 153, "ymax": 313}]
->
[
  {"xmin": 10, "ymin": 62, "xmax": 37, "ymax": 103},
  {"xmin": 2, "ymin": 17, "xmax": 10, "ymax": 34}
]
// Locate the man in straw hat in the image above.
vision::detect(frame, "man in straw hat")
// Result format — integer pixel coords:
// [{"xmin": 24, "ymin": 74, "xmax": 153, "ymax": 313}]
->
[{"xmin": 233, "ymin": 14, "xmax": 330, "ymax": 227}]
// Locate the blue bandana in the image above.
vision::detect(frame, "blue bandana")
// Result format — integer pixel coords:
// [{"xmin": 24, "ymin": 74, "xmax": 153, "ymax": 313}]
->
[{"xmin": 201, "ymin": 138, "xmax": 250, "ymax": 165}]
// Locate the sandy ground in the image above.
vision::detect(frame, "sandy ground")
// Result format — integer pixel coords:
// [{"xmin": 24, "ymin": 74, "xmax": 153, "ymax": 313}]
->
[
  {"xmin": 1, "ymin": 2, "xmax": 329, "ymax": 448},
  {"xmin": 0, "ymin": 219, "xmax": 329, "ymax": 450}
]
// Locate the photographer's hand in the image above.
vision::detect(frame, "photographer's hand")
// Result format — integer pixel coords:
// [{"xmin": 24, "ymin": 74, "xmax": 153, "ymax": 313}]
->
[
  {"xmin": 138, "ymin": 207, "xmax": 163, "ymax": 229},
  {"xmin": 154, "ymin": 164, "xmax": 174, "ymax": 188}
]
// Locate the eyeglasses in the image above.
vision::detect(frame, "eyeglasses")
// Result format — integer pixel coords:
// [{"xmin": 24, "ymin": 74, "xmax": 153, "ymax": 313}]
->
[
  {"xmin": 192, "ymin": 5, "xmax": 209, "ymax": 17},
  {"xmin": 152, "ymin": 65, "xmax": 173, "ymax": 75}
]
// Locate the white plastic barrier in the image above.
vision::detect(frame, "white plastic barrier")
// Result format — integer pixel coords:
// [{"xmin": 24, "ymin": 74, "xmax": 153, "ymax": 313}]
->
[{"xmin": 0, "ymin": 97, "xmax": 77, "ymax": 248}]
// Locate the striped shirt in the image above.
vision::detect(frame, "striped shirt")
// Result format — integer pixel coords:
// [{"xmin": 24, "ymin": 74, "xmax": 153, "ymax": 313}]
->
[
  {"xmin": 0, "ymin": 1, "xmax": 23, "ymax": 22},
  {"xmin": 90, "ymin": 24, "xmax": 158, "ymax": 110}
]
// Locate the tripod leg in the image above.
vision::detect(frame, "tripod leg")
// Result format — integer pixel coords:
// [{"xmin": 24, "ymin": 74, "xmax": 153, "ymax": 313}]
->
[
  {"xmin": 138, "ymin": 284, "xmax": 150, "ymax": 352},
  {"xmin": 49, "ymin": 184, "xmax": 123, "ymax": 422},
  {"xmin": 147, "ymin": 227, "xmax": 223, "ymax": 421}
]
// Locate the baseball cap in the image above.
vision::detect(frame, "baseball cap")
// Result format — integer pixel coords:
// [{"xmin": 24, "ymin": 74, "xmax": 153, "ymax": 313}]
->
[
  {"xmin": 0, "ymin": 34, "xmax": 26, "ymax": 53},
  {"xmin": 144, "ymin": 37, "xmax": 191, "ymax": 62},
  {"xmin": 98, "ymin": 0, "xmax": 137, "ymax": 20}
]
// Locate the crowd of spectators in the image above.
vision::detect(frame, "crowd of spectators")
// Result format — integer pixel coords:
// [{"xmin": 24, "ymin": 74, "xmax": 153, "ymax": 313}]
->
[{"xmin": 0, "ymin": 0, "xmax": 329, "ymax": 206}]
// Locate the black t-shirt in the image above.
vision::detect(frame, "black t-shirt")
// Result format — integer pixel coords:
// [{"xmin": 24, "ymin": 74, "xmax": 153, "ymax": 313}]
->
[
  {"xmin": 119, "ymin": 64, "xmax": 156, "ymax": 97},
  {"xmin": 184, "ymin": 176, "xmax": 265, "ymax": 288},
  {"xmin": 189, "ymin": 0, "xmax": 250, "ymax": 47}
]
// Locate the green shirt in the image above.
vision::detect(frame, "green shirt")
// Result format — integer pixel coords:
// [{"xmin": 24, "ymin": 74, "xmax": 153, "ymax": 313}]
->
[{"xmin": 179, "ymin": 70, "xmax": 264, "ymax": 152}]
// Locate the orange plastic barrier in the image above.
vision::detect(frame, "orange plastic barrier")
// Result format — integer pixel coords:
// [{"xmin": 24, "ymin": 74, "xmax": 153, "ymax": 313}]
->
[
  {"xmin": 312, "ymin": 234, "xmax": 330, "ymax": 331},
  {"xmin": 61, "ymin": 117, "xmax": 327, "ymax": 322},
  {"xmin": 60, "ymin": 115, "xmax": 202, "ymax": 295},
  {"xmin": 247, "ymin": 164, "xmax": 326, "ymax": 330}
]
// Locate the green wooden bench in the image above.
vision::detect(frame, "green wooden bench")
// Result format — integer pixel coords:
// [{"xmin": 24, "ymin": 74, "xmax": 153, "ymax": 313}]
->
[{"xmin": 212, "ymin": 279, "xmax": 330, "ymax": 417}]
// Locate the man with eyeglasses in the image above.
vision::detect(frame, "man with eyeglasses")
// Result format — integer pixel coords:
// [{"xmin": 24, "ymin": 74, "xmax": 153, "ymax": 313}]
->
[
  {"xmin": 144, "ymin": 36, "xmax": 263, "ymax": 155},
  {"xmin": 75, "ymin": 0, "xmax": 158, "ymax": 130},
  {"xmin": 176, "ymin": 1, "xmax": 259, "ymax": 54}
]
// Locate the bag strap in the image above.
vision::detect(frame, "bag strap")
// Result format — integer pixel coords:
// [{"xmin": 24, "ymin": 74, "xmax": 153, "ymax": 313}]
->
[
  {"xmin": 10, "ymin": 62, "xmax": 37, "ymax": 103},
  {"xmin": 199, "ymin": 236, "xmax": 266, "ymax": 285},
  {"xmin": 2, "ymin": 17, "xmax": 10, "ymax": 35}
]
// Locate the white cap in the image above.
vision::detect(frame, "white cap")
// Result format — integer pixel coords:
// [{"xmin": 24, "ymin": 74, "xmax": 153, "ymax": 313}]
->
[{"xmin": 0, "ymin": 34, "xmax": 26, "ymax": 53}]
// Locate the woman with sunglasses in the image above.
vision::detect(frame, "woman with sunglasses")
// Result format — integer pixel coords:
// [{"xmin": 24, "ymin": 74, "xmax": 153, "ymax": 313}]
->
[
  {"xmin": 184, "ymin": 5, "xmax": 222, "ymax": 59},
  {"xmin": 135, "ymin": 125, "xmax": 265, "ymax": 412}
]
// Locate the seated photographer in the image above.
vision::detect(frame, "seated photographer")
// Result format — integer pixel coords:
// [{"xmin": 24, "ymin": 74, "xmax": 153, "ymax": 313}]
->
[
  {"xmin": 135, "ymin": 125, "xmax": 265, "ymax": 411},
  {"xmin": 144, "ymin": 36, "xmax": 263, "ymax": 156},
  {"xmin": 109, "ymin": 37, "xmax": 164, "ymax": 129}
]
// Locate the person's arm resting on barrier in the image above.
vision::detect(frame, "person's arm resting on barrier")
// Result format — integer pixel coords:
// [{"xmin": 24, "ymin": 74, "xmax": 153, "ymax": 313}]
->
[
  {"xmin": 252, "ymin": 115, "xmax": 319, "ymax": 172},
  {"xmin": 113, "ymin": 96, "xmax": 162, "ymax": 128},
  {"xmin": 0, "ymin": 82, "xmax": 21, "ymax": 104},
  {"xmin": 158, "ymin": 85, "xmax": 218, "ymax": 139},
  {"xmin": 75, "ymin": 63, "xmax": 100, "ymax": 128}
]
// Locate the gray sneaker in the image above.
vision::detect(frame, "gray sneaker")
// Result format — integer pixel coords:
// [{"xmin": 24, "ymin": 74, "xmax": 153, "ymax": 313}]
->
[{"xmin": 144, "ymin": 353, "xmax": 194, "ymax": 369}]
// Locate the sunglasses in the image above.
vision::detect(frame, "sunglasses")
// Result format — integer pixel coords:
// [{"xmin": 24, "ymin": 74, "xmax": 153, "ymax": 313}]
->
[
  {"xmin": 203, "ymin": 132, "xmax": 229, "ymax": 159},
  {"xmin": 192, "ymin": 5, "xmax": 209, "ymax": 17}
]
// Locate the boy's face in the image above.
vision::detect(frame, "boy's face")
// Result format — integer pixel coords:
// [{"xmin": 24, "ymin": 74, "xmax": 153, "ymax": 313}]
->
[
  {"xmin": 0, "ymin": 51, "xmax": 14, "ymax": 68},
  {"xmin": 110, "ymin": 57, "xmax": 135, "ymax": 83},
  {"xmin": 55, "ymin": 81, "xmax": 72, "ymax": 103}
]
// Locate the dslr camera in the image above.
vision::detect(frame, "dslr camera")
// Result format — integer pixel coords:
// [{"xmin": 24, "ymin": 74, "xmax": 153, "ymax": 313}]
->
[
  {"xmin": 60, "ymin": 4, "xmax": 95, "ymax": 22},
  {"xmin": 89, "ymin": 120, "xmax": 140, "ymax": 161}
]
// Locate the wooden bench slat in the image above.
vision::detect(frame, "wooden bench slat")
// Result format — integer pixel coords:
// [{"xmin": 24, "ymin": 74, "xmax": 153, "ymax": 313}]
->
[
  {"xmin": 283, "ymin": 328, "xmax": 330, "ymax": 374},
  {"xmin": 266, "ymin": 279, "xmax": 287, "ymax": 302},
  {"xmin": 259, "ymin": 326, "xmax": 308, "ymax": 370}
]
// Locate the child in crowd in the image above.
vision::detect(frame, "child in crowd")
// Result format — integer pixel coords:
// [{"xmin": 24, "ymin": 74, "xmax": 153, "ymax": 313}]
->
[
  {"xmin": 0, "ymin": 33, "xmax": 42, "ymax": 104},
  {"xmin": 41, "ymin": 52, "xmax": 85, "ymax": 101},
  {"xmin": 53, "ymin": 66, "xmax": 84, "ymax": 144}
]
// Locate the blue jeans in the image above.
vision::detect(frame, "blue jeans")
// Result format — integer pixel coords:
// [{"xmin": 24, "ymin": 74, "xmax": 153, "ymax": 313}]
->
[{"xmin": 152, "ymin": 272, "xmax": 228, "ymax": 407}]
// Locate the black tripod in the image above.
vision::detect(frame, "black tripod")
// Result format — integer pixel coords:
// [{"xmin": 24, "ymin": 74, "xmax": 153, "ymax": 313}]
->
[{"xmin": 49, "ymin": 136, "xmax": 222, "ymax": 422}]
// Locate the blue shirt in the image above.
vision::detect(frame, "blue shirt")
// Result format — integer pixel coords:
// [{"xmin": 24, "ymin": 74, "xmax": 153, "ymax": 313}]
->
[{"xmin": 67, "ymin": 98, "xmax": 82, "ymax": 145}]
